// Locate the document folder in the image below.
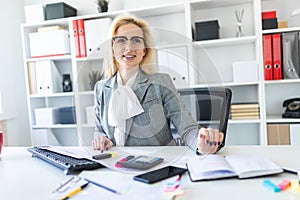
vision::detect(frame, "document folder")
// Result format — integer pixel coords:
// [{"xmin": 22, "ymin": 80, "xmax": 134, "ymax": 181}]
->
[
  {"xmin": 272, "ymin": 34, "xmax": 282, "ymax": 80},
  {"xmin": 263, "ymin": 34, "xmax": 273, "ymax": 80}
]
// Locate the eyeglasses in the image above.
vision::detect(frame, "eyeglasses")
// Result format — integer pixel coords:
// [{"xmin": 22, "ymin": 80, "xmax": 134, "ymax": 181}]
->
[{"xmin": 112, "ymin": 36, "xmax": 145, "ymax": 47}]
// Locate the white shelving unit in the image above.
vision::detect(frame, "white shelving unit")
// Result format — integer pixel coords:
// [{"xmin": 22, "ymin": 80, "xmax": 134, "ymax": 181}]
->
[{"xmin": 20, "ymin": 0, "xmax": 300, "ymax": 146}]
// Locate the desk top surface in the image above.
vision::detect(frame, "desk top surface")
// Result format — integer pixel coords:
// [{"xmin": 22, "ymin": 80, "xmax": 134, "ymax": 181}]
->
[{"xmin": 0, "ymin": 145, "xmax": 299, "ymax": 200}]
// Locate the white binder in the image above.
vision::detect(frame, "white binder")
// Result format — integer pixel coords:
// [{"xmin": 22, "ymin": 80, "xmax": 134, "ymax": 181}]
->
[
  {"xmin": 35, "ymin": 60, "xmax": 62, "ymax": 94},
  {"xmin": 84, "ymin": 18, "xmax": 112, "ymax": 59}
]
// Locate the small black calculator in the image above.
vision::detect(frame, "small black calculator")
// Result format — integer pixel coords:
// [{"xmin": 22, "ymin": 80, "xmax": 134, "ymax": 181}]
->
[{"xmin": 116, "ymin": 155, "xmax": 164, "ymax": 170}]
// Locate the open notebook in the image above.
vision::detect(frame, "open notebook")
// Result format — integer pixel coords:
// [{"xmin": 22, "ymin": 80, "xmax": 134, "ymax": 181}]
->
[{"xmin": 186, "ymin": 154, "xmax": 283, "ymax": 181}]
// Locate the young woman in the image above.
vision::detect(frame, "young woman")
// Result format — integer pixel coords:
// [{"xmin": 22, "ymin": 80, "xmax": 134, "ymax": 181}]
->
[{"xmin": 92, "ymin": 14, "xmax": 224, "ymax": 154}]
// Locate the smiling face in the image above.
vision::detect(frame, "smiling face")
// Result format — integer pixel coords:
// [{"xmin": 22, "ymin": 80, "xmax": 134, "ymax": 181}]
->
[{"xmin": 112, "ymin": 23, "xmax": 146, "ymax": 72}]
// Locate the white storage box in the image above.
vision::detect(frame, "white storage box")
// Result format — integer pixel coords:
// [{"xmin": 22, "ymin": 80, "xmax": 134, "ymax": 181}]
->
[
  {"xmin": 29, "ymin": 30, "xmax": 70, "ymax": 58},
  {"xmin": 34, "ymin": 107, "xmax": 60, "ymax": 126},
  {"xmin": 232, "ymin": 60, "xmax": 259, "ymax": 83},
  {"xmin": 24, "ymin": 4, "xmax": 45, "ymax": 23}
]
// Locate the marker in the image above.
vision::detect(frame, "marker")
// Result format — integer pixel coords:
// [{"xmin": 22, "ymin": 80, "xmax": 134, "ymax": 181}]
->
[
  {"xmin": 263, "ymin": 179, "xmax": 280, "ymax": 192},
  {"xmin": 60, "ymin": 182, "xmax": 89, "ymax": 200},
  {"xmin": 290, "ymin": 179, "xmax": 300, "ymax": 192},
  {"xmin": 278, "ymin": 180, "xmax": 290, "ymax": 191},
  {"xmin": 283, "ymin": 167, "xmax": 300, "ymax": 176},
  {"xmin": 92, "ymin": 153, "xmax": 112, "ymax": 160},
  {"xmin": 84, "ymin": 178, "xmax": 121, "ymax": 195}
]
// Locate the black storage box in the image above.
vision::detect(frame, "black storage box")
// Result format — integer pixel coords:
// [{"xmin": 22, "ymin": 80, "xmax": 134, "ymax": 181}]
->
[
  {"xmin": 195, "ymin": 20, "xmax": 220, "ymax": 41},
  {"xmin": 59, "ymin": 106, "xmax": 76, "ymax": 124},
  {"xmin": 45, "ymin": 2, "xmax": 77, "ymax": 20},
  {"xmin": 262, "ymin": 18, "xmax": 278, "ymax": 30}
]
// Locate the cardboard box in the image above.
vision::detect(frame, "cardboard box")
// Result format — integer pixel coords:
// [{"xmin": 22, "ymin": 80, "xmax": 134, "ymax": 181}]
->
[
  {"xmin": 34, "ymin": 107, "xmax": 60, "ymax": 126},
  {"xmin": 45, "ymin": 2, "xmax": 77, "ymax": 20},
  {"xmin": 267, "ymin": 124, "xmax": 290, "ymax": 145},
  {"xmin": 58, "ymin": 106, "xmax": 76, "ymax": 124},
  {"xmin": 195, "ymin": 20, "xmax": 219, "ymax": 41},
  {"xmin": 29, "ymin": 30, "xmax": 70, "ymax": 58},
  {"xmin": 232, "ymin": 60, "xmax": 259, "ymax": 83},
  {"xmin": 24, "ymin": 4, "xmax": 45, "ymax": 23}
]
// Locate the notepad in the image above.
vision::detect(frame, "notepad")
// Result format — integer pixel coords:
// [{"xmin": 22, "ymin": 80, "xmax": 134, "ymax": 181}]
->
[{"xmin": 186, "ymin": 154, "xmax": 283, "ymax": 181}]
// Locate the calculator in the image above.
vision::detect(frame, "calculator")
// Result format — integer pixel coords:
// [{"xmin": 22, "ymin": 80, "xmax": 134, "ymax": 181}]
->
[{"xmin": 116, "ymin": 155, "xmax": 164, "ymax": 170}]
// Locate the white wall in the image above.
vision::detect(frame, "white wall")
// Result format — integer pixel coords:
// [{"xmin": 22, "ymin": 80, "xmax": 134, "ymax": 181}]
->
[{"xmin": 0, "ymin": 0, "xmax": 31, "ymax": 146}]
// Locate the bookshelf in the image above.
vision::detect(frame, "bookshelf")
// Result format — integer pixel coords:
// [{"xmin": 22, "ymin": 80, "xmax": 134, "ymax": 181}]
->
[{"xmin": 20, "ymin": 0, "xmax": 300, "ymax": 146}]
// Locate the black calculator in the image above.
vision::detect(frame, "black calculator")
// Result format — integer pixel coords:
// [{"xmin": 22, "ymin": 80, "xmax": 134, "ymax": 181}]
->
[{"xmin": 116, "ymin": 155, "xmax": 164, "ymax": 170}]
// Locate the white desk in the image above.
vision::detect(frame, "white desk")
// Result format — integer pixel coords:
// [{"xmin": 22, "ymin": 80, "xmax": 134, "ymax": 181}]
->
[{"xmin": 0, "ymin": 146, "xmax": 299, "ymax": 200}]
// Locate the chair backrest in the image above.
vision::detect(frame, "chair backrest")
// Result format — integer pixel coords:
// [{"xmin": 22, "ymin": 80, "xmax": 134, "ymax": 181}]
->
[{"xmin": 175, "ymin": 87, "xmax": 232, "ymax": 150}]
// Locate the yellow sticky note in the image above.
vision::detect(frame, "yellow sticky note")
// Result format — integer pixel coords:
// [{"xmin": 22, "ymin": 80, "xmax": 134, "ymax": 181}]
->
[{"xmin": 290, "ymin": 179, "xmax": 300, "ymax": 192}]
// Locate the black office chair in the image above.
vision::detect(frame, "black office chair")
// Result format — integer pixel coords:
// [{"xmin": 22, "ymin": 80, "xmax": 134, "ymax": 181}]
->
[{"xmin": 173, "ymin": 87, "xmax": 232, "ymax": 151}]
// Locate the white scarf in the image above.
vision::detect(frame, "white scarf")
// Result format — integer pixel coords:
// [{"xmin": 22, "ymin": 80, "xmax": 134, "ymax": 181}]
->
[{"xmin": 108, "ymin": 72, "xmax": 144, "ymax": 146}]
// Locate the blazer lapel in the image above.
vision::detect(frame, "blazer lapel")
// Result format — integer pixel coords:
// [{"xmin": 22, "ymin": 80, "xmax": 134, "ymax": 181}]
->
[
  {"xmin": 126, "ymin": 69, "xmax": 150, "ymax": 136},
  {"xmin": 104, "ymin": 76, "xmax": 117, "ymax": 137}
]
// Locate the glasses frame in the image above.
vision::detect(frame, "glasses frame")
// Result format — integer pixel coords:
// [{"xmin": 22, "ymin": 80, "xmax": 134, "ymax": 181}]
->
[{"xmin": 112, "ymin": 36, "xmax": 146, "ymax": 47}]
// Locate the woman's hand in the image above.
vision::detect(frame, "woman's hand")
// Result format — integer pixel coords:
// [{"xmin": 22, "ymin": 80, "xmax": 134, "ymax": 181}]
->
[
  {"xmin": 92, "ymin": 135, "xmax": 113, "ymax": 152},
  {"xmin": 197, "ymin": 127, "xmax": 224, "ymax": 154}
]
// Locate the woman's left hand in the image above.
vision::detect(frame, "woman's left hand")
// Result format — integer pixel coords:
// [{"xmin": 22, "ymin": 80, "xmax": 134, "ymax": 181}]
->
[{"xmin": 197, "ymin": 127, "xmax": 224, "ymax": 154}]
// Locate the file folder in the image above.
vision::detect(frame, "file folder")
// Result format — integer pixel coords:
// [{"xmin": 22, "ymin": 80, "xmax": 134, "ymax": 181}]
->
[
  {"xmin": 263, "ymin": 34, "xmax": 273, "ymax": 80},
  {"xmin": 72, "ymin": 20, "xmax": 80, "ymax": 58},
  {"xmin": 78, "ymin": 19, "xmax": 86, "ymax": 58},
  {"xmin": 35, "ymin": 61, "xmax": 62, "ymax": 94},
  {"xmin": 282, "ymin": 32, "xmax": 300, "ymax": 79},
  {"xmin": 84, "ymin": 18, "xmax": 112, "ymax": 59},
  {"xmin": 272, "ymin": 34, "xmax": 282, "ymax": 80}
]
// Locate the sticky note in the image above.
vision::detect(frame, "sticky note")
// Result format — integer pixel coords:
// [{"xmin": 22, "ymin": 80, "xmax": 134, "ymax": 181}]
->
[
  {"xmin": 278, "ymin": 180, "xmax": 290, "ymax": 191},
  {"xmin": 290, "ymin": 179, "xmax": 300, "ymax": 192},
  {"xmin": 263, "ymin": 179, "xmax": 280, "ymax": 192}
]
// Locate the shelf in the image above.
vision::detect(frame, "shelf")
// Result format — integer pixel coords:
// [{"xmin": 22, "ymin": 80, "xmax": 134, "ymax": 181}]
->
[
  {"xmin": 192, "ymin": 36, "xmax": 257, "ymax": 48},
  {"xmin": 264, "ymin": 79, "xmax": 300, "ymax": 85},
  {"xmin": 25, "ymin": 55, "xmax": 72, "ymax": 62},
  {"xmin": 190, "ymin": 0, "xmax": 253, "ymax": 9},
  {"xmin": 229, "ymin": 119, "xmax": 261, "ymax": 124},
  {"xmin": 32, "ymin": 124, "xmax": 77, "ymax": 129},
  {"xmin": 29, "ymin": 92, "xmax": 74, "ymax": 98},
  {"xmin": 262, "ymin": 27, "xmax": 300, "ymax": 34},
  {"xmin": 190, "ymin": 81, "xmax": 259, "ymax": 88},
  {"xmin": 266, "ymin": 115, "xmax": 300, "ymax": 123}
]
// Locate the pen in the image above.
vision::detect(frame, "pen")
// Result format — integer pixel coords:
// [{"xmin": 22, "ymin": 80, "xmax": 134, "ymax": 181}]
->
[
  {"xmin": 84, "ymin": 178, "xmax": 121, "ymax": 195},
  {"xmin": 60, "ymin": 182, "xmax": 89, "ymax": 200},
  {"xmin": 283, "ymin": 167, "xmax": 300, "ymax": 176}
]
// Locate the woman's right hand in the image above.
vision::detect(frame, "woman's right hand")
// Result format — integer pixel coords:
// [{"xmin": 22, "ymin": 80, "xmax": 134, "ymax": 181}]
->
[{"xmin": 92, "ymin": 135, "xmax": 113, "ymax": 152}]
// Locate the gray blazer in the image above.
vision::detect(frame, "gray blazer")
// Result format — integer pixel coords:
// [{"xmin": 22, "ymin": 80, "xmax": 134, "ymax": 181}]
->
[{"xmin": 94, "ymin": 69, "xmax": 199, "ymax": 150}]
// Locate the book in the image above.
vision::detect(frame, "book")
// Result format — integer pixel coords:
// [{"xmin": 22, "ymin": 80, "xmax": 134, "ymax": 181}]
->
[
  {"xmin": 231, "ymin": 115, "xmax": 260, "ymax": 120},
  {"xmin": 37, "ymin": 25, "xmax": 65, "ymax": 32},
  {"xmin": 231, "ymin": 103, "xmax": 259, "ymax": 109},
  {"xmin": 230, "ymin": 112, "xmax": 259, "ymax": 117},
  {"xmin": 186, "ymin": 154, "xmax": 283, "ymax": 181},
  {"xmin": 230, "ymin": 108, "xmax": 260, "ymax": 113}
]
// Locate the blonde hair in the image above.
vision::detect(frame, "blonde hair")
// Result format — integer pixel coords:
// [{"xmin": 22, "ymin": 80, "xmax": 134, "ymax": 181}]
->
[{"xmin": 104, "ymin": 14, "xmax": 156, "ymax": 78}]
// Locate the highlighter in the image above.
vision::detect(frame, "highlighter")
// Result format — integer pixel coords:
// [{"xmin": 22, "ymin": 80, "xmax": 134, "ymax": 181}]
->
[
  {"xmin": 263, "ymin": 179, "xmax": 280, "ymax": 192},
  {"xmin": 278, "ymin": 180, "xmax": 290, "ymax": 191},
  {"xmin": 290, "ymin": 179, "xmax": 300, "ymax": 192}
]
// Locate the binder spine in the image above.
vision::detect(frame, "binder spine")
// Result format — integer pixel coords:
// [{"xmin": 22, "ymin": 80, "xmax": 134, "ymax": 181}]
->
[
  {"xmin": 263, "ymin": 34, "xmax": 273, "ymax": 80},
  {"xmin": 72, "ymin": 20, "xmax": 81, "ymax": 58},
  {"xmin": 78, "ymin": 19, "xmax": 87, "ymax": 58},
  {"xmin": 272, "ymin": 34, "xmax": 282, "ymax": 80}
]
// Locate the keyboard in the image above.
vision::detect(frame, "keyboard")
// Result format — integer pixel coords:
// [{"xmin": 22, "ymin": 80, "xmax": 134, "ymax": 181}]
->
[{"xmin": 27, "ymin": 146, "xmax": 104, "ymax": 175}]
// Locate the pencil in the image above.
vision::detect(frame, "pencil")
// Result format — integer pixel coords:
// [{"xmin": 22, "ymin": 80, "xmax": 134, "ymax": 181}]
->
[
  {"xmin": 60, "ymin": 182, "xmax": 89, "ymax": 200},
  {"xmin": 84, "ymin": 178, "xmax": 121, "ymax": 195}
]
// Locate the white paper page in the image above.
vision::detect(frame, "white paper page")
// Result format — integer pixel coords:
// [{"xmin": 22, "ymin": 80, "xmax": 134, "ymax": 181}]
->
[
  {"xmin": 225, "ymin": 154, "xmax": 283, "ymax": 178},
  {"xmin": 186, "ymin": 155, "xmax": 236, "ymax": 181},
  {"xmin": 49, "ymin": 171, "xmax": 177, "ymax": 200}
]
